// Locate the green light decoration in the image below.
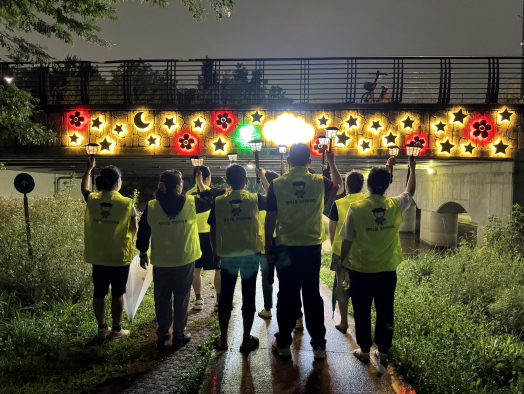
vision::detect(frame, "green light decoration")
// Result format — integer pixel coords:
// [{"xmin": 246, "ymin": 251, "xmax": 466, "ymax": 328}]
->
[{"xmin": 235, "ymin": 124, "xmax": 261, "ymax": 148}]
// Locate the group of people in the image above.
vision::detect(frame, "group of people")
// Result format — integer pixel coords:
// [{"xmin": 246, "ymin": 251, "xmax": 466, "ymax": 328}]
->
[{"xmin": 81, "ymin": 142, "xmax": 416, "ymax": 363}]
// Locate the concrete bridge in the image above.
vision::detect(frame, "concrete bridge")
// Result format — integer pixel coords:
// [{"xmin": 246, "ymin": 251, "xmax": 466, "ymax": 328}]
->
[{"xmin": 1, "ymin": 57, "xmax": 523, "ymax": 246}]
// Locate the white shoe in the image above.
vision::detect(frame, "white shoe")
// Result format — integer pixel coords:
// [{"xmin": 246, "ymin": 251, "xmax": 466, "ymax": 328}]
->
[
  {"xmin": 97, "ymin": 326, "xmax": 111, "ymax": 339},
  {"xmin": 214, "ymin": 302, "xmax": 219, "ymax": 312},
  {"xmin": 295, "ymin": 318, "xmax": 304, "ymax": 330},
  {"xmin": 313, "ymin": 347, "xmax": 326, "ymax": 360},
  {"xmin": 109, "ymin": 328, "xmax": 130, "ymax": 341},
  {"xmin": 258, "ymin": 309, "xmax": 272, "ymax": 319},
  {"xmin": 272, "ymin": 339, "xmax": 291, "ymax": 357},
  {"xmin": 194, "ymin": 299, "xmax": 204, "ymax": 311}
]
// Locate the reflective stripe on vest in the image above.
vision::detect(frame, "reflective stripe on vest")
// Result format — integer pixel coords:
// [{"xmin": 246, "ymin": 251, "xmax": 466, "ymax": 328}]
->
[
  {"xmin": 345, "ymin": 194, "xmax": 403, "ymax": 273},
  {"xmin": 84, "ymin": 191, "xmax": 134, "ymax": 266},
  {"xmin": 186, "ymin": 184, "xmax": 211, "ymax": 233},
  {"xmin": 272, "ymin": 166, "xmax": 326, "ymax": 246},
  {"xmin": 331, "ymin": 193, "xmax": 366, "ymax": 256},
  {"xmin": 147, "ymin": 196, "xmax": 201, "ymax": 267},
  {"xmin": 215, "ymin": 190, "xmax": 263, "ymax": 257}
]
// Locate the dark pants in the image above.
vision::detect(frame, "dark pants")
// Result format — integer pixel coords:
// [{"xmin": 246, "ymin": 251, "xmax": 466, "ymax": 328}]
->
[
  {"xmin": 153, "ymin": 263, "xmax": 195, "ymax": 345},
  {"xmin": 349, "ymin": 270, "xmax": 397, "ymax": 353},
  {"xmin": 218, "ymin": 254, "xmax": 260, "ymax": 313},
  {"xmin": 275, "ymin": 245, "xmax": 325, "ymax": 349}
]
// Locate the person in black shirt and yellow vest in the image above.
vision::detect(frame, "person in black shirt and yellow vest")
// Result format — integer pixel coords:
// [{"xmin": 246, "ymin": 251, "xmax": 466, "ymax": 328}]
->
[
  {"xmin": 81, "ymin": 157, "xmax": 138, "ymax": 341},
  {"xmin": 208, "ymin": 164, "xmax": 267, "ymax": 352},
  {"xmin": 265, "ymin": 143, "xmax": 343, "ymax": 360},
  {"xmin": 136, "ymin": 170, "xmax": 223, "ymax": 350}
]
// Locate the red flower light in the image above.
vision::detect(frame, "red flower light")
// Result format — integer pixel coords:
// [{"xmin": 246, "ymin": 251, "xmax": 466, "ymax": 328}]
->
[
  {"xmin": 174, "ymin": 131, "xmax": 199, "ymax": 155},
  {"xmin": 213, "ymin": 111, "xmax": 237, "ymax": 133},
  {"xmin": 404, "ymin": 132, "xmax": 429, "ymax": 155},
  {"xmin": 67, "ymin": 110, "xmax": 88, "ymax": 131},
  {"xmin": 466, "ymin": 115, "xmax": 495, "ymax": 146}
]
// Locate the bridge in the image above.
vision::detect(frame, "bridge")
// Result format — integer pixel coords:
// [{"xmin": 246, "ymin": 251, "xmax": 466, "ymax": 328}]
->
[{"xmin": 1, "ymin": 56, "xmax": 523, "ymax": 246}]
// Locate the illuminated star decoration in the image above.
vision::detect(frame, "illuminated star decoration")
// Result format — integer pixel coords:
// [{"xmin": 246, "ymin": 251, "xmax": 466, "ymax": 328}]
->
[
  {"xmin": 384, "ymin": 132, "xmax": 397, "ymax": 145},
  {"xmin": 213, "ymin": 137, "xmax": 227, "ymax": 152},
  {"xmin": 371, "ymin": 121, "xmax": 382, "ymax": 132},
  {"xmin": 439, "ymin": 139, "xmax": 455, "ymax": 154},
  {"xmin": 345, "ymin": 115, "xmax": 358, "ymax": 128},
  {"xmin": 69, "ymin": 133, "xmax": 80, "ymax": 144},
  {"xmin": 453, "ymin": 109, "xmax": 467, "ymax": 124},
  {"xmin": 91, "ymin": 117, "xmax": 104, "ymax": 129},
  {"xmin": 336, "ymin": 131, "xmax": 350, "ymax": 146},
  {"xmin": 499, "ymin": 109, "xmax": 513, "ymax": 122},
  {"xmin": 435, "ymin": 121, "xmax": 446, "ymax": 132},
  {"xmin": 164, "ymin": 117, "xmax": 176, "ymax": 130},
  {"xmin": 360, "ymin": 140, "xmax": 371, "ymax": 151},
  {"xmin": 193, "ymin": 117, "xmax": 204, "ymax": 129},
  {"xmin": 114, "ymin": 124, "xmax": 124, "ymax": 136},
  {"xmin": 147, "ymin": 135, "xmax": 158, "ymax": 146},
  {"xmin": 463, "ymin": 143, "xmax": 475, "ymax": 154},
  {"xmin": 318, "ymin": 115, "xmax": 329, "ymax": 126},
  {"xmin": 401, "ymin": 116, "xmax": 415, "ymax": 129},
  {"xmin": 493, "ymin": 140, "xmax": 509, "ymax": 155},
  {"xmin": 100, "ymin": 137, "xmax": 113, "ymax": 152},
  {"xmin": 251, "ymin": 111, "xmax": 263, "ymax": 123}
]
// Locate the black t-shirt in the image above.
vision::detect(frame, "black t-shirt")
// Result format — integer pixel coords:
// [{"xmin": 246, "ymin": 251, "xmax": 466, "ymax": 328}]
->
[{"xmin": 328, "ymin": 202, "xmax": 339, "ymax": 221}]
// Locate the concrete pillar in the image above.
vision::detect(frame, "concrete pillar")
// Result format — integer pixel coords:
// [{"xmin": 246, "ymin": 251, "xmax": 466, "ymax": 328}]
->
[
  {"xmin": 400, "ymin": 203, "xmax": 416, "ymax": 233},
  {"xmin": 420, "ymin": 210, "xmax": 458, "ymax": 247}
]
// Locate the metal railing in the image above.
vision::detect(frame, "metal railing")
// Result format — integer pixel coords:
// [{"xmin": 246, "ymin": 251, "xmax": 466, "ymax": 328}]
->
[{"xmin": 0, "ymin": 57, "xmax": 522, "ymax": 106}]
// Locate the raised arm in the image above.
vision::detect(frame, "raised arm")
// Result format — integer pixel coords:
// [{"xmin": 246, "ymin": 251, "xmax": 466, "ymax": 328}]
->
[
  {"xmin": 406, "ymin": 156, "xmax": 416, "ymax": 196},
  {"xmin": 256, "ymin": 168, "xmax": 270, "ymax": 195},
  {"xmin": 81, "ymin": 156, "xmax": 95, "ymax": 196},
  {"xmin": 196, "ymin": 171, "xmax": 206, "ymax": 193},
  {"xmin": 326, "ymin": 150, "xmax": 344, "ymax": 195}
]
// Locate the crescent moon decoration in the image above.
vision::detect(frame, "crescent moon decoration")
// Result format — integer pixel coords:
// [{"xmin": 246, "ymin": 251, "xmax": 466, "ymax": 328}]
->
[{"xmin": 134, "ymin": 112, "xmax": 151, "ymax": 130}]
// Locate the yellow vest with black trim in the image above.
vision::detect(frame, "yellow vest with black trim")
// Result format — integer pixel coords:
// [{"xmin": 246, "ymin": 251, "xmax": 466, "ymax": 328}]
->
[
  {"xmin": 272, "ymin": 166, "xmax": 326, "ymax": 246},
  {"xmin": 147, "ymin": 196, "xmax": 201, "ymax": 267},
  {"xmin": 84, "ymin": 191, "xmax": 134, "ymax": 266},
  {"xmin": 215, "ymin": 190, "xmax": 263, "ymax": 257},
  {"xmin": 344, "ymin": 194, "xmax": 403, "ymax": 273},
  {"xmin": 186, "ymin": 184, "xmax": 211, "ymax": 233},
  {"xmin": 331, "ymin": 193, "xmax": 366, "ymax": 256}
]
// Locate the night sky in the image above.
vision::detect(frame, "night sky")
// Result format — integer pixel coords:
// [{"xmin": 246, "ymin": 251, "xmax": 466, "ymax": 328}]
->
[{"xmin": 8, "ymin": 0, "xmax": 524, "ymax": 61}]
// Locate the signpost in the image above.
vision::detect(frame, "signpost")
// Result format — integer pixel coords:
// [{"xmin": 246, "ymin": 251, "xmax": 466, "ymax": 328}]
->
[{"xmin": 14, "ymin": 173, "xmax": 35, "ymax": 258}]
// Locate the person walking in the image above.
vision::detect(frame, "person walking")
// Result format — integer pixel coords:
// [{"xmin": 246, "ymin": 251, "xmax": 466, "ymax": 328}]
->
[
  {"xmin": 81, "ymin": 156, "xmax": 137, "ymax": 340},
  {"xmin": 265, "ymin": 143, "xmax": 343, "ymax": 360},
  {"xmin": 186, "ymin": 166, "xmax": 221, "ymax": 312},
  {"xmin": 340, "ymin": 156, "xmax": 416, "ymax": 365},
  {"xmin": 136, "ymin": 170, "xmax": 218, "ymax": 350},
  {"xmin": 209, "ymin": 164, "xmax": 267, "ymax": 352}
]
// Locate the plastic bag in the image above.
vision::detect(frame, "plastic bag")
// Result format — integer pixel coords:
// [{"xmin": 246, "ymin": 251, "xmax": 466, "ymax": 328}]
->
[{"xmin": 123, "ymin": 256, "xmax": 153, "ymax": 322}]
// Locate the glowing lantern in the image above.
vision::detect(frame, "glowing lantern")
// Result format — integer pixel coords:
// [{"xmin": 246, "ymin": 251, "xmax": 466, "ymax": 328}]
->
[
  {"xmin": 387, "ymin": 145, "xmax": 400, "ymax": 156},
  {"xmin": 84, "ymin": 142, "xmax": 100, "ymax": 155},
  {"xmin": 278, "ymin": 145, "xmax": 288, "ymax": 175},
  {"xmin": 317, "ymin": 135, "xmax": 330, "ymax": 164},
  {"xmin": 248, "ymin": 139, "xmax": 263, "ymax": 183},
  {"xmin": 405, "ymin": 141, "xmax": 423, "ymax": 157},
  {"xmin": 325, "ymin": 126, "xmax": 339, "ymax": 152},
  {"xmin": 227, "ymin": 152, "xmax": 238, "ymax": 162}
]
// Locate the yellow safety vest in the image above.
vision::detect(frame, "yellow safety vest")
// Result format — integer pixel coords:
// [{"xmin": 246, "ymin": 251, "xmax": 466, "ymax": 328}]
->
[
  {"xmin": 272, "ymin": 166, "xmax": 326, "ymax": 246},
  {"xmin": 215, "ymin": 190, "xmax": 263, "ymax": 257},
  {"xmin": 186, "ymin": 184, "xmax": 211, "ymax": 233},
  {"xmin": 331, "ymin": 193, "xmax": 366, "ymax": 256},
  {"xmin": 345, "ymin": 194, "xmax": 403, "ymax": 273},
  {"xmin": 84, "ymin": 191, "xmax": 134, "ymax": 266},
  {"xmin": 147, "ymin": 196, "xmax": 201, "ymax": 267}
]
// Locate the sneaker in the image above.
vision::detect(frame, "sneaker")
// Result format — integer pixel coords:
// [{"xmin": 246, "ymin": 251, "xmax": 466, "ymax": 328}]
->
[
  {"xmin": 194, "ymin": 299, "xmax": 204, "ymax": 311},
  {"xmin": 272, "ymin": 339, "xmax": 291, "ymax": 357},
  {"xmin": 374, "ymin": 349, "xmax": 388, "ymax": 365},
  {"xmin": 214, "ymin": 302, "xmax": 219, "ymax": 312},
  {"xmin": 109, "ymin": 328, "xmax": 130, "ymax": 341},
  {"xmin": 97, "ymin": 326, "xmax": 111, "ymax": 339},
  {"xmin": 313, "ymin": 347, "xmax": 326, "ymax": 360},
  {"xmin": 353, "ymin": 349, "xmax": 371, "ymax": 364},
  {"xmin": 295, "ymin": 318, "xmax": 304, "ymax": 330},
  {"xmin": 172, "ymin": 333, "xmax": 191, "ymax": 350},
  {"xmin": 258, "ymin": 309, "xmax": 272, "ymax": 319}
]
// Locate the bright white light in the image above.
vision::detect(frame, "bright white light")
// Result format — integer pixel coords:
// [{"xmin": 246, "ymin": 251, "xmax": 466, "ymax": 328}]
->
[
  {"xmin": 264, "ymin": 114, "xmax": 315, "ymax": 146},
  {"xmin": 247, "ymin": 163, "xmax": 254, "ymax": 168},
  {"xmin": 4, "ymin": 77, "xmax": 13, "ymax": 84},
  {"xmin": 427, "ymin": 168, "xmax": 434, "ymax": 174},
  {"xmin": 239, "ymin": 125, "xmax": 255, "ymax": 144}
]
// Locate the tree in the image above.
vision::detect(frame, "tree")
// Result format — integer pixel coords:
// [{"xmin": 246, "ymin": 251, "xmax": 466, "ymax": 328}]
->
[{"xmin": 0, "ymin": 0, "xmax": 235, "ymax": 64}]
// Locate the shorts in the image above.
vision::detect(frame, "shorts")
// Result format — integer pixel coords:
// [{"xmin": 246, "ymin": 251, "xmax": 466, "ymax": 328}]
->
[
  {"xmin": 92, "ymin": 264, "xmax": 130, "ymax": 298},
  {"xmin": 330, "ymin": 253, "xmax": 344, "ymax": 274},
  {"xmin": 195, "ymin": 232, "xmax": 218, "ymax": 271}
]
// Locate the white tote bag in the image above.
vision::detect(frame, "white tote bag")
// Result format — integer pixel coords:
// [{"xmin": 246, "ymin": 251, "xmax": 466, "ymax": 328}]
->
[{"xmin": 123, "ymin": 256, "xmax": 153, "ymax": 322}]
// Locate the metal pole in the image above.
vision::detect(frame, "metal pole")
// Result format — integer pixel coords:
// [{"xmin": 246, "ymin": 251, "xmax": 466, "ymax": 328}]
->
[
  {"xmin": 280, "ymin": 153, "xmax": 283, "ymax": 176},
  {"xmin": 390, "ymin": 165, "xmax": 395, "ymax": 184},
  {"xmin": 255, "ymin": 152, "xmax": 260, "ymax": 184},
  {"xmin": 23, "ymin": 193, "xmax": 33, "ymax": 258},
  {"xmin": 90, "ymin": 154, "xmax": 95, "ymax": 191},
  {"xmin": 322, "ymin": 148, "xmax": 325, "ymax": 165}
]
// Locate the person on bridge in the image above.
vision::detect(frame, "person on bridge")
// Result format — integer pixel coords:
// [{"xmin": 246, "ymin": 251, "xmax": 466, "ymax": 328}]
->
[
  {"xmin": 136, "ymin": 170, "xmax": 220, "ymax": 350},
  {"xmin": 209, "ymin": 164, "xmax": 267, "ymax": 352},
  {"xmin": 81, "ymin": 157, "xmax": 138, "ymax": 341},
  {"xmin": 340, "ymin": 156, "xmax": 416, "ymax": 365},
  {"xmin": 186, "ymin": 166, "xmax": 221, "ymax": 313},
  {"xmin": 265, "ymin": 143, "xmax": 343, "ymax": 360}
]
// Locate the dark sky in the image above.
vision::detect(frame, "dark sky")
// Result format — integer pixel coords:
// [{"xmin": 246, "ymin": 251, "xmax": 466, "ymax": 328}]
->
[{"xmin": 9, "ymin": 0, "xmax": 524, "ymax": 61}]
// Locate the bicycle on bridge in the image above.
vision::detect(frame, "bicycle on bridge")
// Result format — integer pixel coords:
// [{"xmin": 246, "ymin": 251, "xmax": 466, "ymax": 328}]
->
[{"xmin": 361, "ymin": 70, "xmax": 389, "ymax": 102}]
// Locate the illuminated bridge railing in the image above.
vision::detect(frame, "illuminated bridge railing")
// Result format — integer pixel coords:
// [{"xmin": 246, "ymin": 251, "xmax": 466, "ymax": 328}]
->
[{"xmin": 0, "ymin": 57, "xmax": 522, "ymax": 106}]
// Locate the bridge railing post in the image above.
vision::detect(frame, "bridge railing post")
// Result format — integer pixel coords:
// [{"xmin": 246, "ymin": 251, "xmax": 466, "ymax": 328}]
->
[
  {"xmin": 438, "ymin": 58, "xmax": 451, "ymax": 104},
  {"xmin": 80, "ymin": 62, "xmax": 91, "ymax": 105}
]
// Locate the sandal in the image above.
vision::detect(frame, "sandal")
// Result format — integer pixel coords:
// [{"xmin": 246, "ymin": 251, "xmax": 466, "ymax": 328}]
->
[
  {"xmin": 215, "ymin": 335, "xmax": 228, "ymax": 350},
  {"xmin": 353, "ymin": 349, "xmax": 370, "ymax": 364},
  {"xmin": 335, "ymin": 324, "xmax": 348, "ymax": 334},
  {"xmin": 240, "ymin": 336, "xmax": 259, "ymax": 352},
  {"xmin": 374, "ymin": 349, "xmax": 388, "ymax": 366}
]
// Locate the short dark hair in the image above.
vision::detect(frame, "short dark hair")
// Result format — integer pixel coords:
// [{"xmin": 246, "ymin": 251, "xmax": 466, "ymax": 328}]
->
[
  {"xmin": 367, "ymin": 167, "xmax": 390, "ymax": 195},
  {"xmin": 288, "ymin": 143, "xmax": 310, "ymax": 167},
  {"xmin": 226, "ymin": 164, "xmax": 247, "ymax": 190},
  {"xmin": 155, "ymin": 170, "xmax": 183, "ymax": 218},
  {"xmin": 194, "ymin": 165, "xmax": 211, "ymax": 182},
  {"xmin": 95, "ymin": 165, "xmax": 121, "ymax": 191},
  {"xmin": 265, "ymin": 170, "xmax": 279, "ymax": 184},
  {"xmin": 346, "ymin": 170, "xmax": 364, "ymax": 194}
]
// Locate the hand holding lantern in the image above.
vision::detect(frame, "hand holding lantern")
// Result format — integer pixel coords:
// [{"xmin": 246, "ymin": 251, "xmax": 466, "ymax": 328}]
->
[
  {"xmin": 248, "ymin": 139, "xmax": 263, "ymax": 183},
  {"xmin": 387, "ymin": 145, "xmax": 400, "ymax": 184}
]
